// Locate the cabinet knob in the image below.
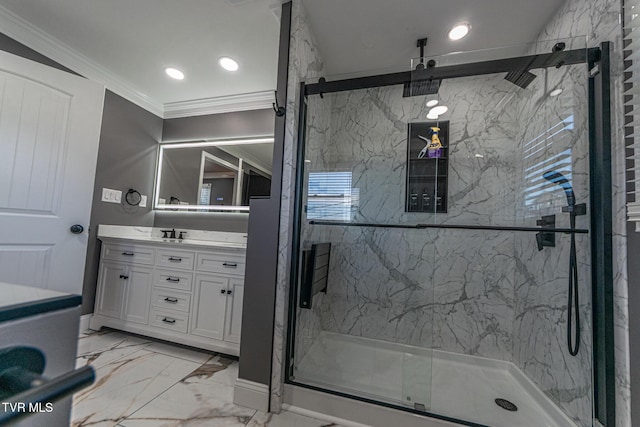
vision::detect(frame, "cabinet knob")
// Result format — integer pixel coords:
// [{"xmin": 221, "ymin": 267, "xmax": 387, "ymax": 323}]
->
[
  {"xmin": 168, "ymin": 257, "xmax": 182, "ymax": 262},
  {"xmin": 119, "ymin": 275, "xmax": 129, "ymax": 280},
  {"xmin": 222, "ymin": 263, "xmax": 237, "ymax": 268},
  {"xmin": 227, "ymin": 290, "xmax": 232, "ymax": 296},
  {"xmin": 220, "ymin": 289, "xmax": 226, "ymax": 294},
  {"xmin": 162, "ymin": 318, "xmax": 176, "ymax": 324},
  {"xmin": 122, "ymin": 252, "xmax": 134, "ymax": 256},
  {"xmin": 165, "ymin": 277, "xmax": 180, "ymax": 283},
  {"xmin": 164, "ymin": 297, "xmax": 178, "ymax": 304}
]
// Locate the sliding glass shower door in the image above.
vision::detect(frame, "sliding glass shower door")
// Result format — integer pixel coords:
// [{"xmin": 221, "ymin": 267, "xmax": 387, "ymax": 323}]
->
[{"xmin": 287, "ymin": 37, "xmax": 607, "ymax": 427}]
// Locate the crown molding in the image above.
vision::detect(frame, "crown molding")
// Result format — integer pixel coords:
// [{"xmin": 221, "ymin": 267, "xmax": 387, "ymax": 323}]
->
[
  {"xmin": 0, "ymin": 5, "xmax": 276, "ymax": 119},
  {"xmin": 0, "ymin": 4, "xmax": 165, "ymax": 117},
  {"xmin": 163, "ymin": 91, "xmax": 275, "ymax": 119}
]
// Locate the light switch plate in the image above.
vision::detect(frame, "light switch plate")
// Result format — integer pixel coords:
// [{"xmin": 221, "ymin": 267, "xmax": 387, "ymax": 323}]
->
[
  {"xmin": 140, "ymin": 195, "xmax": 147, "ymax": 208},
  {"xmin": 101, "ymin": 188, "xmax": 122, "ymax": 204}
]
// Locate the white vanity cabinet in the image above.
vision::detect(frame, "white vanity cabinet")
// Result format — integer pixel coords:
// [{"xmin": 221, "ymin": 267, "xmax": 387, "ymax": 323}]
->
[{"xmin": 90, "ymin": 238, "xmax": 246, "ymax": 356}]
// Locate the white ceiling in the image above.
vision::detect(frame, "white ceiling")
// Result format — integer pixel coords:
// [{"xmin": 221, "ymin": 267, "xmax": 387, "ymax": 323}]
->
[
  {"xmin": 301, "ymin": 0, "xmax": 568, "ymax": 78},
  {"xmin": 0, "ymin": 0, "xmax": 282, "ymax": 116},
  {"xmin": 0, "ymin": 0, "xmax": 567, "ymax": 117}
]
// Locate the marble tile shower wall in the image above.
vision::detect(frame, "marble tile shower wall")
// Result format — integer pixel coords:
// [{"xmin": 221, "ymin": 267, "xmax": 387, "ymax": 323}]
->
[
  {"xmin": 276, "ymin": 1, "xmax": 629, "ymax": 426},
  {"xmin": 511, "ymin": 63, "xmax": 593, "ymax": 427},
  {"xmin": 271, "ymin": 0, "xmax": 326, "ymax": 411},
  {"xmin": 531, "ymin": 1, "xmax": 630, "ymax": 426},
  {"xmin": 295, "ymin": 94, "xmax": 332, "ymax": 365},
  {"xmin": 513, "ymin": 0, "xmax": 627, "ymax": 424},
  {"xmin": 302, "ymin": 75, "xmax": 522, "ymax": 361},
  {"xmin": 299, "ymin": 58, "xmax": 595, "ymax": 427}
]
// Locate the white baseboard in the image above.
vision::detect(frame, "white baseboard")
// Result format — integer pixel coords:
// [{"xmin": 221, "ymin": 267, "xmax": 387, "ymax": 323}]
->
[
  {"xmin": 79, "ymin": 314, "xmax": 92, "ymax": 333},
  {"xmin": 234, "ymin": 378, "xmax": 269, "ymax": 412}
]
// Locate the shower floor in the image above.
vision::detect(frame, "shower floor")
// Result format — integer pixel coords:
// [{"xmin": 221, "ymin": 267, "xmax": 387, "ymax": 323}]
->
[{"xmin": 294, "ymin": 332, "xmax": 577, "ymax": 427}]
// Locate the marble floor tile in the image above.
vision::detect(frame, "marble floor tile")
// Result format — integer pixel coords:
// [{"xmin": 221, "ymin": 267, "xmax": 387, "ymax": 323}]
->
[
  {"xmin": 73, "ymin": 329, "xmax": 358, "ymax": 427},
  {"xmin": 77, "ymin": 329, "xmax": 152, "ymax": 358},
  {"xmin": 188, "ymin": 354, "xmax": 239, "ymax": 387},
  {"xmin": 144, "ymin": 341, "xmax": 214, "ymax": 364},
  {"xmin": 72, "ymin": 349, "xmax": 201, "ymax": 426},
  {"xmin": 120, "ymin": 376, "xmax": 255, "ymax": 427}
]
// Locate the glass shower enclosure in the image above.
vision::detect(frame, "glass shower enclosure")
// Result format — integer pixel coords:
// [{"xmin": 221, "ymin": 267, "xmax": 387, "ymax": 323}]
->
[{"xmin": 286, "ymin": 38, "xmax": 614, "ymax": 427}]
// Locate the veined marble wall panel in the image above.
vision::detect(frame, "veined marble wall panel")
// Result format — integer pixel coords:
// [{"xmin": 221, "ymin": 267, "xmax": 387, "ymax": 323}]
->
[
  {"xmin": 511, "ymin": 51, "xmax": 593, "ymax": 427},
  {"xmin": 300, "ymin": 75, "xmax": 521, "ymax": 361},
  {"xmin": 320, "ymin": 77, "xmax": 520, "ymax": 226},
  {"xmin": 523, "ymin": 0, "xmax": 627, "ymax": 424},
  {"xmin": 294, "ymin": 92, "xmax": 332, "ymax": 367},
  {"xmin": 271, "ymin": 0, "xmax": 326, "ymax": 412}
]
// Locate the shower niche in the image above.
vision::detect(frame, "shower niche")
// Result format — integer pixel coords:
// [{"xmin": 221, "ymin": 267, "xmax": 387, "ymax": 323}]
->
[{"xmin": 406, "ymin": 121, "xmax": 449, "ymax": 213}]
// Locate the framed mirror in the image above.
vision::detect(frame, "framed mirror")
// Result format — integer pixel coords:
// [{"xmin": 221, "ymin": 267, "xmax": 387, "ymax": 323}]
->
[{"xmin": 154, "ymin": 137, "xmax": 273, "ymax": 211}]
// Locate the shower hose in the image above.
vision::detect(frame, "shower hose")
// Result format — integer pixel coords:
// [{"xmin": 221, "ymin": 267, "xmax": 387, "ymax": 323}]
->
[{"xmin": 568, "ymin": 213, "xmax": 580, "ymax": 356}]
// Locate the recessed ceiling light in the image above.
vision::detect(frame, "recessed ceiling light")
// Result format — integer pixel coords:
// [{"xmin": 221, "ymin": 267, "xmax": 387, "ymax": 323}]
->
[
  {"xmin": 218, "ymin": 57, "xmax": 239, "ymax": 71},
  {"xmin": 164, "ymin": 67, "xmax": 184, "ymax": 80},
  {"xmin": 429, "ymin": 105, "xmax": 449, "ymax": 116},
  {"xmin": 448, "ymin": 23, "xmax": 471, "ymax": 41},
  {"xmin": 550, "ymin": 88, "xmax": 563, "ymax": 97},
  {"xmin": 426, "ymin": 99, "xmax": 439, "ymax": 107}
]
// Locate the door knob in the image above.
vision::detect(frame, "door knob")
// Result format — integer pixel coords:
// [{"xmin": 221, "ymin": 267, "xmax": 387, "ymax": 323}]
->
[{"xmin": 70, "ymin": 224, "xmax": 84, "ymax": 234}]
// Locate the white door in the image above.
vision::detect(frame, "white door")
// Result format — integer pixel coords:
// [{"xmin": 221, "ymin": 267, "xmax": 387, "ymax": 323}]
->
[{"xmin": 0, "ymin": 50, "xmax": 105, "ymax": 295}]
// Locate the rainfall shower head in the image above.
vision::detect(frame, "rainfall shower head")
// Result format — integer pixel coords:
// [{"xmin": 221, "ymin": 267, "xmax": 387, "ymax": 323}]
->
[
  {"xmin": 403, "ymin": 79, "xmax": 441, "ymax": 97},
  {"xmin": 543, "ymin": 170, "xmax": 575, "ymax": 207},
  {"xmin": 504, "ymin": 69, "xmax": 537, "ymax": 89}
]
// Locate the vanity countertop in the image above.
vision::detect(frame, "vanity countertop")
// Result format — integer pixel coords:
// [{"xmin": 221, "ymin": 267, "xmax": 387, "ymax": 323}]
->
[
  {"xmin": 0, "ymin": 282, "xmax": 81, "ymax": 323},
  {"xmin": 97, "ymin": 225, "xmax": 248, "ymax": 249}
]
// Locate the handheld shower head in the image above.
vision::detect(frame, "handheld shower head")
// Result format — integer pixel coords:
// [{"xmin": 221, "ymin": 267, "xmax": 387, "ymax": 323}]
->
[{"xmin": 543, "ymin": 170, "xmax": 575, "ymax": 207}]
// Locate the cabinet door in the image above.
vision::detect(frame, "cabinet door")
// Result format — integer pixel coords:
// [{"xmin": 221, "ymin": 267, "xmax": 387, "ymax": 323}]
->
[
  {"xmin": 95, "ymin": 261, "xmax": 126, "ymax": 318},
  {"xmin": 223, "ymin": 278, "xmax": 244, "ymax": 344},
  {"xmin": 122, "ymin": 265, "xmax": 153, "ymax": 325},
  {"xmin": 190, "ymin": 274, "xmax": 228, "ymax": 340}
]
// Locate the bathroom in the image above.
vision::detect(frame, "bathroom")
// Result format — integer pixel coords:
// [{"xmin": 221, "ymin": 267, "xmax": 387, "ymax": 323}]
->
[{"xmin": 0, "ymin": 0, "xmax": 637, "ymax": 426}]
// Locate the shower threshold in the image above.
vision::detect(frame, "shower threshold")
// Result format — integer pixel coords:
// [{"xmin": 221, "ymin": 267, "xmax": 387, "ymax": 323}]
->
[{"xmin": 294, "ymin": 332, "xmax": 578, "ymax": 427}]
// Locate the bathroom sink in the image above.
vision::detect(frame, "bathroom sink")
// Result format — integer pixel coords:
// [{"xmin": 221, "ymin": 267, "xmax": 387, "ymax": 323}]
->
[{"xmin": 97, "ymin": 225, "xmax": 247, "ymax": 249}]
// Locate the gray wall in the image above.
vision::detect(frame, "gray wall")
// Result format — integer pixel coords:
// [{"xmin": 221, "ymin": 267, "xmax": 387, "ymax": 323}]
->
[
  {"xmin": 162, "ymin": 109, "xmax": 274, "ymax": 141},
  {"xmin": 82, "ymin": 91, "xmax": 161, "ymax": 314},
  {"xmin": 629, "ymin": 224, "xmax": 640, "ymax": 424},
  {"xmin": 159, "ymin": 148, "xmax": 202, "ymax": 205},
  {"xmin": 0, "ymin": 33, "xmax": 76, "ymax": 75}
]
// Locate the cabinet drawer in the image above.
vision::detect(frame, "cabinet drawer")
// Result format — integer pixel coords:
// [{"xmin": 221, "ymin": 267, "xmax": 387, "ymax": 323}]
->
[
  {"xmin": 151, "ymin": 288, "xmax": 191, "ymax": 313},
  {"xmin": 195, "ymin": 252, "xmax": 246, "ymax": 276},
  {"xmin": 156, "ymin": 249, "xmax": 195, "ymax": 271},
  {"xmin": 153, "ymin": 269, "xmax": 193, "ymax": 291},
  {"xmin": 149, "ymin": 308, "xmax": 188, "ymax": 333},
  {"xmin": 102, "ymin": 243, "xmax": 155, "ymax": 265}
]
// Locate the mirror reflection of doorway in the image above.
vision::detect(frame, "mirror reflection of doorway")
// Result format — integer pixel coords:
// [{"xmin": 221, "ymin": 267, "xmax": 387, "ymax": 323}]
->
[{"xmin": 198, "ymin": 152, "xmax": 239, "ymax": 206}]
